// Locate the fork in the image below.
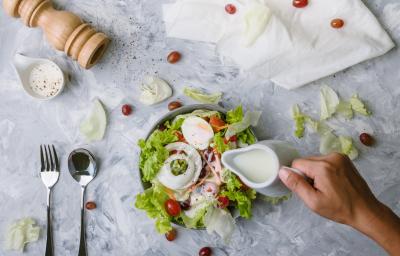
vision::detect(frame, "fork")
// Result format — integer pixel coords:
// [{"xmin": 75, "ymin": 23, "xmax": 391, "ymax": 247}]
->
[{"xmin": 40, "ymin": 145, "xmax": 60, "ymax": 256}]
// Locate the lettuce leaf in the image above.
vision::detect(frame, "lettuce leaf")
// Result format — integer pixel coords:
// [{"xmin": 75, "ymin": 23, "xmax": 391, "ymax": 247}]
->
[
  {"xmin": 204, "ymin": 207, "xmax": 235, "ymax": 242},
  {"xmin": 350, "ymin": 94, "xmax": 372, "ymax": 116},
  {"xmin": 135, "ymin": 182, "xmax": 172, "ymax": 234},
  {"xmin": 225, "ymin": 111, "xmax": 261, "ymax": 139},
  {"xmin": 237, "ymin": 128, "xmax": 256, "ymax": 146},
  {"xmin": 181, "ymin": 203, "xmax": 209, "ymax": 229},
  {"xmin": 320, "ymin": 131, "xmax": 359, "ymax": 160},
  {"xmin": 174, "ymin": 109, "xmax": 221, "ymax": 123},
  {"xmin": 214, "ymin": 132, "xmax": 230, "ymax": 154},
  {"xmin": 220, "ymin": 171, "xmax": 256, "ymax": 219},
  {"xmin": 292, "ymin": 104, "xmax": 307, "ymax": 138},
  {"xmin": 183, "ymin": 87, "xmax": 222, "ymax": 104},
  {"xmin": 139, "ymin": 127, "xmax": 180, "ymax": 182},
  {"xmin": 339, "ymin": 136, "xmax": 359, "ymax": 160},
  {"xmin": 226, "ymin": 106, "xmax": 244, "ymax": 124},
  {"xmin": 5, "ymin": 218, "xmax": 40, "ymax": 252},
  {"xmin": 320, "ymin": 85, "xmax": 340, "ymax": 120},
  {"xmin": 336, "ymin": 101, "xmax": 353, "ymax": 119},
  {"xmin": 261, "ymin": 194, "xmax": 292, "ymax": 205}
]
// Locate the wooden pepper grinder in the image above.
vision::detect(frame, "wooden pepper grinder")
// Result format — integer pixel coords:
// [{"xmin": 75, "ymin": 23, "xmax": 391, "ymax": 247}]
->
[{"xmin": 3, "ymin": 0, "xmax": 110, "ymax": 69}]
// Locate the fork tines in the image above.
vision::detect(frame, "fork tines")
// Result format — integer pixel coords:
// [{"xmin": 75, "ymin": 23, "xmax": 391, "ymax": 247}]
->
[{"xmin": 40, "ymin": 145, "xmax": 59, "ymax": 172}]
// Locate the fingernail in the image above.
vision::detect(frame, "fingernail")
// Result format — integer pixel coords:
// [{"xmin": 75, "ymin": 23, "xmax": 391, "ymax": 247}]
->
[{"xmin": 279, "ymin": 167, "xmax": 290, "ymax": 181}]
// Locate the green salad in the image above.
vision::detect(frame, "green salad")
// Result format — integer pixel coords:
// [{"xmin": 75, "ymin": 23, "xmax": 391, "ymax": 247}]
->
[{"xmin": 135, "ymin": 106, "xmax": 261, "ymax": 240}]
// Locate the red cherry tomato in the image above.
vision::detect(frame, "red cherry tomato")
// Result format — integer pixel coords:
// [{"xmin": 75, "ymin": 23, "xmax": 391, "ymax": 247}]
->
[
  {"xmin": 331, "ymin": 18, "xmax": 345, "ymax": 29},
  {"xmin": 199, "ymin": 247, "xmax": 212, "ymax": 256},
  {"xmin": 224, "ymin": 135, "xmax": 237, "ymax": 144},
  {"xmin": 122, "ymin": 104, "xmax": 133, "ymax": 116},
  {"xmin": 217, "ymin": 196, "xmax": 229, "ymax": 209},
  {"xmin": 225, "ymin": 4, "xmax": 236, "ymax": 14},
  {"xmin": 165, "ymin": 199, "xmax": 181, "ymax": 217},
  {"xmin": 85, "ymin": 201, "xmax": 96, "ymax": 210},
  {"xmin": 293, "ymin": 0, "xmax": 308, "ymax": 8},
  {"xmin": 359, "ymin": 133, "xmax": 374, "ymax": 146},
  {"xmin": 165, "ymin": 229, "xmax": 177, "ymax": 241}
]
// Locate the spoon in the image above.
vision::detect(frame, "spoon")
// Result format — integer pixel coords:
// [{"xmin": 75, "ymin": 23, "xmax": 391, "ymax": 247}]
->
[{"xmin": 68, "ymin": 149, "xmax": 98, "ymax": 256}]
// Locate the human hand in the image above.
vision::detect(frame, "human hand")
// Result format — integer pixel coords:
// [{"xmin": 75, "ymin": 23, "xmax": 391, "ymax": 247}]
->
[
  {"xmin": 279, "ymin": 153, "xmax": 379, "ymax": 226},
  {"xmin": 279, "ymin": 153, "xmax": 400, "ymax": 255}
]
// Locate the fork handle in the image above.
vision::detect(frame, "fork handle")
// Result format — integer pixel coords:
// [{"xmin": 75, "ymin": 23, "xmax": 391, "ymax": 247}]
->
[
  {"xmin": 78, "ymin": 187, "xmax": 87, "ymax": 256},
  {"xmin": 45, "ymin": 188, "xmax": 54, "ymax": 256}
]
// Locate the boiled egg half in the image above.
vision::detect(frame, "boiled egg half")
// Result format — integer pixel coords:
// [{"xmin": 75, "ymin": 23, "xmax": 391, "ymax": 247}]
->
[{"xmin": 181, "ymin": 116, "xmax": 214, "ymax": 150}]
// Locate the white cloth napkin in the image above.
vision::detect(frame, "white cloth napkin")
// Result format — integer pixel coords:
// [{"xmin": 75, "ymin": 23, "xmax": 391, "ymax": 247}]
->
[{"xmin": 163, "ymin": 0, "xmax": 395, "ymax": 90}]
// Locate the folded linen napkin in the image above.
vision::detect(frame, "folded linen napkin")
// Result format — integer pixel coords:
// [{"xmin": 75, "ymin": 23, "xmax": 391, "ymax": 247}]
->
[{"xmin": 163, "ymin": 0, "xmax": 395, "ymax": 90}]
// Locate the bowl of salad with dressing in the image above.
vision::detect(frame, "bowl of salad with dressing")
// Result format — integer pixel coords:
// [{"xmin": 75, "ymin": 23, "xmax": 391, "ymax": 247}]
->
[{"xmin": 135, "ymin": 104, "xmax": 262, "ymax": 241}]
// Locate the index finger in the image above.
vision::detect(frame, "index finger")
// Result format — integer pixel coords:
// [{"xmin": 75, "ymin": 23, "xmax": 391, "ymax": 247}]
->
[{"xmin": 291, "ymin": 158, "xmax": 322, "ymax": 179}]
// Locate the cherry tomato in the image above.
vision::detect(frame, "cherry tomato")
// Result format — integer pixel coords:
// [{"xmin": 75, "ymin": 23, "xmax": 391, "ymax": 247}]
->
[
  {"xmin": 293, "ymin": 0, "xmax": 308, "ymax": 8},
  {"xmin": 165, "ymin": 199, "xmax": 181, "ymax": 217},
  {"xmin": 209, "ymin": 115, "xmax": 226, "ymax": 132},
  {"xmin": 122, "ymin": 104, "xmax": 133, "ymax": 116},
  {"xmin": 217, "ymin": 196, "xmax": 229, "ymax": 209},
  {"xmin": 85, "ymin": 201, "xmax": 96, "ymax": 210},
  {"xmin": 360, "ymin": 133, "xmax": 374, "ymax": 146},
  {"xmin": 199, "ymin": 247, "xmax": 212, "ymax": 256},
  {"xmin": 331, "ymin": 19, "xmax": 345, "ymax": 29},
  {"xmin": 168, "ymin": 101, "xmax": 182, "ymax": 111},
  {"xmin": 229, "ymin": 135, "xmax": 237, "ymax": 142},
  {"xmin": 225, "ymin": 4, "xmax": 236, "ymax": 14},
  {"xmin": 165, "ymin": 229, "xmax": 177, "ymax": 241},
  {"xmin": 167, "ymin": 51, "xmax": 181, "ymax": 64}
]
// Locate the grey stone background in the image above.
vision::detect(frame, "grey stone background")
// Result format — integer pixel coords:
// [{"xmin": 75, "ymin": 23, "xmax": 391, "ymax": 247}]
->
[{"xmin": 0, "ymin": 0, "xmax": 399, "ymax": 255}]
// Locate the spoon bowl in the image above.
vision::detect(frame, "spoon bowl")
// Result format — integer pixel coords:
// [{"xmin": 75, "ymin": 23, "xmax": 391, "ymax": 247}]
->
[{"xmin": 68, "ymin": 148, "xmax": 97, "ymax": 186}]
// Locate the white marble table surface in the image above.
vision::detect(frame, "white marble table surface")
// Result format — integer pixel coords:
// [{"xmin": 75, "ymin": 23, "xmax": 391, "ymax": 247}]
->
[{"xmin": 0, "ymin": 0, "xmax": 399, "ymax": 255}]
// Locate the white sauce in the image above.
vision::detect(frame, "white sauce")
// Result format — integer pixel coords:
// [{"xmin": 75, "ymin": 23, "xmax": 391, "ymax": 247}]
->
[
  {"xmin": 232, "ymin": 149, "xmax": 278, "ymax": 183},
  {"xmin": 29, "ymin": 63, "xmax": 63, "ymax": 98}
]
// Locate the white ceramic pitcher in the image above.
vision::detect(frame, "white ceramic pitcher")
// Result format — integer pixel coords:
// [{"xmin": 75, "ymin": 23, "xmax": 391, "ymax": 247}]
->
[{"xmin": 222, "ymin": 140, "xmax": 304, "ymax": 197}]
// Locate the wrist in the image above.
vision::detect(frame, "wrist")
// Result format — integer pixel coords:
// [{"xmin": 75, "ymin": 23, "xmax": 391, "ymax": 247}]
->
[
  {"xmin": 350, "ymin": 199, "xmax": 384, "ymax": 233},
  {"xmin": 350, "ymin": 200, "xmax": 400, "ymax": 255}
]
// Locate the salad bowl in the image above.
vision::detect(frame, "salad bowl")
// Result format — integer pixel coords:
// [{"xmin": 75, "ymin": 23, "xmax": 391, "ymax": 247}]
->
[
  {"xmin": 140, "ymin": 104, "xmax": 237, "ymax": 190},
  {"xmin": 136, "ymin": 104, "xmax": 260, "ymax": 240}
]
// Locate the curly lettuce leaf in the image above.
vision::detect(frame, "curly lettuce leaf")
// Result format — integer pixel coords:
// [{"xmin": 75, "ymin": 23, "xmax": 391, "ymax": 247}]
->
[
  {"xmin": 237, "ymin": 128, "xmax": 256, "ymax": 146},
  {"xmin": 221, "ymin": 171, "xmax": 256, "ymax": 219},
  {"xmin": 183, "ymin": 87, "xmax": 222, "ymax": 104},
  {"xmin": 135, "ymin": 182, "xmax": 172, "ymax": 234},
  {"xmin": 139, "ymin": 127, "xmax": 180, "ymax": 182},
  {"xmin": 320, "ymin": 85, "xmax": 340, "ymax": 120},
  {"xmin": 350, "ymin": 94, "xmax": 372, "ymax": 116},
  {"xmin": 214, "ymin": 132, "xmax": 230, "ymax": 154},
  {"xmin": 226, "ymin": 105, "xmax": 244, "ymax": 124},
  {"xmin": 292, "ymin": 104, "xmax": 307, "ymax": 138}
]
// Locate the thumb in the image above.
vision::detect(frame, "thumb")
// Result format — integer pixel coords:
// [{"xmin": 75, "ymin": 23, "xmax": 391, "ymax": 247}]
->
[{"xmin": 279, "ymin": 167, "xmax": 317, "ymax": 203}]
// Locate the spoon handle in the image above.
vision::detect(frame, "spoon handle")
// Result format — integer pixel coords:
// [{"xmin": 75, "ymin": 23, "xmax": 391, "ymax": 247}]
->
[
  {"xmin": 45, "ymin": 188, "xmax": 54, "ymax": 256},
  {"xmin": 78, "ymin": 187, "xmax": 87, "ymax": 256}
]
